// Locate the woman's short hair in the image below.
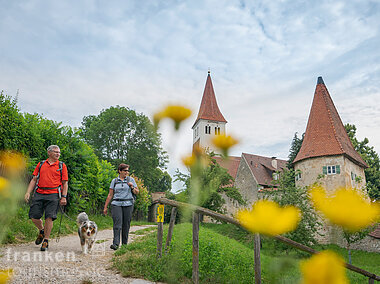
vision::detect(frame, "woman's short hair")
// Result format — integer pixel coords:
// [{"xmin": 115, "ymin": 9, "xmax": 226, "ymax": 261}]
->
[{"xmin": 118, "ymin": 163, "xmax": 130, "ymax": 172}]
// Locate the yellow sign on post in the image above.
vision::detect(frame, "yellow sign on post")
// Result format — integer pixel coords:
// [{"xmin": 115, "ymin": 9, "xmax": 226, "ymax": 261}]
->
[{"xmin": 156, "ymin": 204, "xmax": 164, "ymax": 223}]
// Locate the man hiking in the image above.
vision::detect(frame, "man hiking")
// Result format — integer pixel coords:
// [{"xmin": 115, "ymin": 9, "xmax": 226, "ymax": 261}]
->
[{"xmin": 24, "ymin": 145, "xmax": 68, "ymax": 251}]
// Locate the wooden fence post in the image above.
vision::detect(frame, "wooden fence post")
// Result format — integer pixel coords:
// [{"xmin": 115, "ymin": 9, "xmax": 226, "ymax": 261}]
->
[
  {"xmin": 165, "ymin": 207, "xmax": 177, "ymax": 252},
  {"xmin": 156, "ymin": 204, "xmax": 164, "ymax": 258},
  {"xmin": 192, "ymin": 212, "xmax": 200, "ymax": 284},
  {"xmin": 254, "ymin": 233, "xmax": 261, "ymax": 284},
  {"xmin": 157, "ymin": 222, "xmax": 163, "ymax": 258}
]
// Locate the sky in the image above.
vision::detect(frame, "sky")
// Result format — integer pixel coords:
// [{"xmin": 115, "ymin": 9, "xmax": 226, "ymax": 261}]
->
[{"xmin": 1, "ymin": 0, "xmax": 379, "ymax": 191}]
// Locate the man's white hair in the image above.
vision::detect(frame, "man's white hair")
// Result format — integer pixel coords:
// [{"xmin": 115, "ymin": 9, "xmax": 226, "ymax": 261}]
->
[{"xmin": 47, "ymin": 145, "xmax": 60, "ymax": 152}]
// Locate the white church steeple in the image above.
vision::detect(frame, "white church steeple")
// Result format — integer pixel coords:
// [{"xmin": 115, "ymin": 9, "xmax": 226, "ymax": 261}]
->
[{"xmin": 192, "ymin": 72, "xmax": 227, "ymax": 153}]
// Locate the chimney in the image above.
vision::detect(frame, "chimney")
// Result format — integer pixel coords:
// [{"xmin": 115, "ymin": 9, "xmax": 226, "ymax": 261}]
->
[{"xmin": 271, "ymin": 157, "xmax": 277, "ymax": 169}]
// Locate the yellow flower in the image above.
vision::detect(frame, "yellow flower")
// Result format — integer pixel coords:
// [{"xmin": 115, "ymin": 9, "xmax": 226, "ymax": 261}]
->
[
  {"xmin": 310, "ymin": 186, "xmax": 380, "ymax": 232},
  {"xmin": 0, "ymin": 269, "xmax": 13, "ymax": 284},
  {"xmin": 182, "ymin": 154, "xmax": 196, "ymax": 167},
  {"xmin": 237, "ymin": 200, "xmax": 301, "ymax": 236},
  {"xmin": 0, "ymin": 177, "xmax": 10, "ymax": 198},
  {"xmin": 0, "ymin": 151, "xmax": 26, "ymax": 176},
  {"xmin": 182, "ymin": 147, "xmax": 210, "ymax": 168},
  {"xmin": 212, "ymin": 134, "xmax": 239, "ymax": 156},
  {"xmin": 300, "ymin": 251, "xmax": 348, "ymax": 284},
  {"xmin": 153, "ymin": 105, "xmax": 192, "ymax": 130}
]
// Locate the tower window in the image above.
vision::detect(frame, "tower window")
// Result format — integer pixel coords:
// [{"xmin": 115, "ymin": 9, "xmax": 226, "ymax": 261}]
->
[
  {"xmin": 323, "ymin": 165, "xmax": 340, "ymax": 175},
  {"xmin": 295, "ymin": 172, "xmax": 302, "ymax": 181},
  {"xmin": 351, "ymin": 172, "xmax": 356, "ymax": 181},
  {"xmin": 204, "ymin": 125, "xmax": 211, "ymax": 134}
]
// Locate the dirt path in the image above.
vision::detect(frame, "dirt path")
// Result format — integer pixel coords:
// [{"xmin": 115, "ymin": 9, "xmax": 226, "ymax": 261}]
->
[{"xmin": 0, "ymin": 225, "xmax": 159, "ymax": 284}]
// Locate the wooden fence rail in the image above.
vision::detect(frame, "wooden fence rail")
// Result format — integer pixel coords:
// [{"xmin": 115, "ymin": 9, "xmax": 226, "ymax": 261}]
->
[{"xmin": 155, "ymin": 198, "xmax": 380, "ymax": 283}]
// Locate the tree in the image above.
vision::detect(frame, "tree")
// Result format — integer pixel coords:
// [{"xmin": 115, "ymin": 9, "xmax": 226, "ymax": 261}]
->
[
  {"xmin": 343, "ymin": 227, "xmax": 374, "ymax": 265},
  {"xmin": 345, "ymin": 123, "xmax": 380, "ymax": 200},
  {"xmin": 80, "ymin": 106, "xmax": 170, "ymax": 192},
  {"xmin": 0, "ymin": 91, "xmax": 29, "ymax": 152},
  {"xmin": 174, "ymin": 154, "xmax": 246, "ymax": 214},
  {"xmin": 131, "ymin": 174, "xmax": 151, "ymax": 220},
  {"xmin": 288, "ymin": 132, "xmax": 304, "ymax": 167},
  {"xmin": 0, "ymin": 92, "xmax": 117, "ymax": 213},
  {"xmin": 265, "ymin": 168, "xmax": 321, "ymax": 248}
]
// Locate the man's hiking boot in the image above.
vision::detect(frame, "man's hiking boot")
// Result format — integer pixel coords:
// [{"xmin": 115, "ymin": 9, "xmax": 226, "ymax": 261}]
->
[
  {"xmin": 110, "ymin": 244, "xmax": 118, "ymax": 250},
  {"xmin": 40, "ymin": 239, "xmax": 49, "ymax": 251},
  {"xmin": 35, "ymin": 229, "xmax": 44, "ymax": 245}
]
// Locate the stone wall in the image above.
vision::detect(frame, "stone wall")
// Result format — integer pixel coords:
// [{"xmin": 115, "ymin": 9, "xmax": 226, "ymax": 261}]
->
[
  {"xmin": 295, "ymin": 155, "xmax": 366, "ymax": 191},
  {"xmin": 349, "ymin": 236, "xmax": 380, "ymax": 253},
  {"xmin": 294, "ymin": 155, "xmax": 368, "ymax": 245},
  {"xmin": 221, "ymin": 156, "xmax": 259, "ymax": 217}
]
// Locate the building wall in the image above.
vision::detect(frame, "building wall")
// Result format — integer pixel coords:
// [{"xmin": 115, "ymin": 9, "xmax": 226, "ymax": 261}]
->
[
  {"xmin": 294, "ymin": 155, "xmax": 368, "ymax": 245},
  {"xmin": 343, "ymin": 156, "xmax": 367, "ymax": 189},
  {"xmin": 294, "ymin": 155, "xmax": 366, "ymax": 191},
  {"xmin": 192, "ymin": 120, "xmax": 226, "ymax": 154},
  {"xmin": 221, "ymin": 156, "xmax": 260, "ymax": 217}
]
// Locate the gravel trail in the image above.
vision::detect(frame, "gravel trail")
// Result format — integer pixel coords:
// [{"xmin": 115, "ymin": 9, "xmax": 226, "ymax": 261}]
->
[{"xmin": 0, "ymin": 225, "xmax": 159, "ymax": 284}]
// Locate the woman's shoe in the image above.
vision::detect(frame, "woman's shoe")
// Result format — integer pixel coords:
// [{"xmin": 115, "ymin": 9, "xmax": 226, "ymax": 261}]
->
[{"xmin": 110, "ymin": 244, "xmax": 119, "ymax": 250}]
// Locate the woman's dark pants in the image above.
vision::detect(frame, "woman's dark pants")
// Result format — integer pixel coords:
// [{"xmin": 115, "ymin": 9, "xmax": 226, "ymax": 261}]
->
[{"xmin": 111, "ymin": 205, "xmax": 134, "ymax": 246}]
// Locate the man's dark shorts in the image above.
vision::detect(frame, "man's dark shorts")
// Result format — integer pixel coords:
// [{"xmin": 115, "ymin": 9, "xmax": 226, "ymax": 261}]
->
[{"xmin": 29, "ymin": 192, "xmax": 60, "ymax": 221}]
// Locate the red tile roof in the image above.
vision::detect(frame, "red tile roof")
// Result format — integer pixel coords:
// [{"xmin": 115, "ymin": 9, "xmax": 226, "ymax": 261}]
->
[
  {"xmin": 293, "ymin": 77, "xmax": 368, "ymax": 168},
  {"xmin": 193, "ymin": 73, "xmax": 227, "ymax": 127},
  {"xmin": 213, "ymin": 156, "xmax": 241, "ymax": 181},
  {"xmin": 242, "ymin": 153, "xmax": 287, "ymax": 187},
  {"xmin": 369, "ymin": 224, "xmax": 380, "ymax": 239},
  {"xmin": 213, "ymin": 154, "xmax": 287, "ymax": 188}
]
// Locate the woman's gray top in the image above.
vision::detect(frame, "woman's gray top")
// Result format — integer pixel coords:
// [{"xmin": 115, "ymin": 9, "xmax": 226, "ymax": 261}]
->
[{"xmin": 110, "ymin": 176, "xmax": 137, "ymax": 207}]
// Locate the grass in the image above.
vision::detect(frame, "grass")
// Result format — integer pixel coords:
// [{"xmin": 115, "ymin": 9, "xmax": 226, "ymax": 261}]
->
[
  {"xmin": 132, "ymin": 227, "xmax": 156, "ymax": 235},
  {"xmin": 113, "ymin": 222, "xmax": 380, "ymax": 284},
  {"xmin": 113, "ymin": 223, "xmax": 260, "ymax": 283},
  {"xmin": 1, "ymin": 204, "xmax": 150, "ymax": 244},
  {"xmin": 205, "ymin": 223, "xmax": 380, "ymax": 283}
]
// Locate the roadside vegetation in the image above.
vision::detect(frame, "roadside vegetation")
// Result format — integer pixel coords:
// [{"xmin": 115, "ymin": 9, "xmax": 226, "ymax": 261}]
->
[
  {"xmin": 1, "ymin": 204, "xmax": 151, "ymax": 244},
  {"xmin": 113, "ymin": 223, "xmax": 380, "ymax": 284}
]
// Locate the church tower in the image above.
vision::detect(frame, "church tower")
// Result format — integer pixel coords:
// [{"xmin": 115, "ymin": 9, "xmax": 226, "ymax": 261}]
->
[
  {"xmin": 293, "ymin": 77, "xmax": 368, "ymax": 191},
  {"xmin": 192, "ymin": 72, "xmax": 227, "ymax": 153}
]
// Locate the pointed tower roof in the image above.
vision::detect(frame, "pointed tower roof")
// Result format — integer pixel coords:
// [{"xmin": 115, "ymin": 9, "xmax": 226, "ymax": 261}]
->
[
  {"xmin": 293, "ymin": 77, "xmax": 368, "ymax": 168},
  {"xmin": 192, "ymin": 72, "xmax": 227, "ymax": 128}
]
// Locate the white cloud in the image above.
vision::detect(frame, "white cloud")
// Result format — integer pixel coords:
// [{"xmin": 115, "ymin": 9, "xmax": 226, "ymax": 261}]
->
[{"xmin": 1, "ymin": 0, "xmax": 380, "ymax": 192}]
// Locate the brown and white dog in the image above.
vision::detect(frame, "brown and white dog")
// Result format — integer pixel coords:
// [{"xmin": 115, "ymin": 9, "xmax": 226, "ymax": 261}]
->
[{"xmin": 76, "ymin": 212, "xmax": 98, "ymax": 254}]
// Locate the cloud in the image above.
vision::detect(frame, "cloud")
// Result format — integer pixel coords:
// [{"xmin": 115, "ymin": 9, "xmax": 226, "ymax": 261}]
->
[{"xmin": 1, "ymin": 0, "xmax": 379, "ymax": 192}]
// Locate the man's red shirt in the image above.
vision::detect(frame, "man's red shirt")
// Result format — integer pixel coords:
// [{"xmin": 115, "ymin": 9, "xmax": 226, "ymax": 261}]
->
[{"xmin": 33, "ymin": 159, "xmax": 68, "ymax": 194}]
